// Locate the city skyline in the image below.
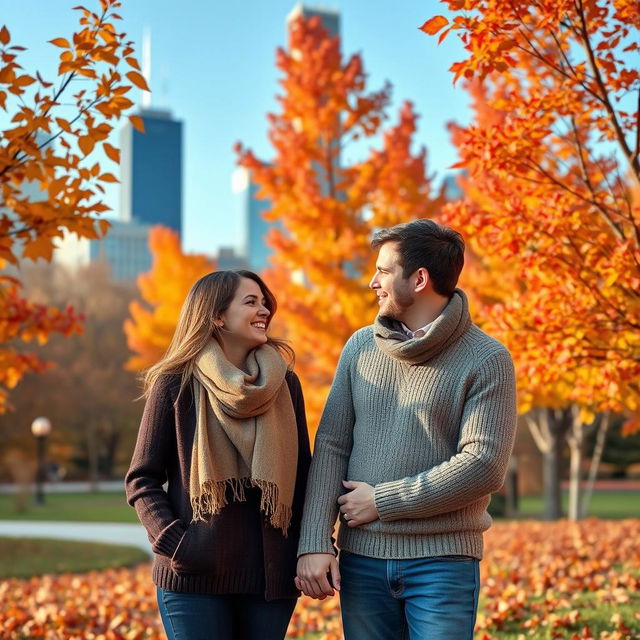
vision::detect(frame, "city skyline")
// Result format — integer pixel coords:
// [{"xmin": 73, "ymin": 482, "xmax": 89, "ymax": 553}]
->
[{"xmin": 0, "ymin": 1, "xmax": 471, "ymax": 257}]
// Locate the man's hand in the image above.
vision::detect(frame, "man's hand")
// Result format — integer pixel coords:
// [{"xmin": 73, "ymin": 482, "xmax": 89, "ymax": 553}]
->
[
  {"xmin": 295, "ymin": 553, "xmax": 340, "ymax": 599},
  {"xmin": 337, "ymin": 480, "xmax": 379, "ymax": 527}
]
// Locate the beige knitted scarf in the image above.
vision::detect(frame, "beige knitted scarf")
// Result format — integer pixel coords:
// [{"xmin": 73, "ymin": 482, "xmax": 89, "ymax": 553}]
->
[{"xmin": 190, "ymin": 339, "xmax": 298, "ymax": 534}]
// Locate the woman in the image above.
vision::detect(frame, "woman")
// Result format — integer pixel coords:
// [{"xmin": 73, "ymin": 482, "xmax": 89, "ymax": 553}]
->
[{"xmin": 125, "ymin": 270, "xmax": 311, "ymax": 640}]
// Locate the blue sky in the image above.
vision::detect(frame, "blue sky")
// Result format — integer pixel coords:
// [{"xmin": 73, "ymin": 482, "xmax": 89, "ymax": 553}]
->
[{"xmin": 1, "ymin": 1, "xmax": 471, "ymax": 255}]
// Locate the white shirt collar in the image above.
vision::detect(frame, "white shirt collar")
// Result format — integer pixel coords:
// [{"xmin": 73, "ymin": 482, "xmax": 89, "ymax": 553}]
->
[{"xmin": 400, "ymin": 321, "xmax": 433, "ymax": 339}]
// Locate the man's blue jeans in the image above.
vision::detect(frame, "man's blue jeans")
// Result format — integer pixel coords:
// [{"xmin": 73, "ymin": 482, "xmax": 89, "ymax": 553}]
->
[
  {"xmin": 157, "ymin": 587, "xmax": 296, "ymax": 640},
  {"xmin": 339, "ymin": 551, "xmax": 480, "ymax": 640}
]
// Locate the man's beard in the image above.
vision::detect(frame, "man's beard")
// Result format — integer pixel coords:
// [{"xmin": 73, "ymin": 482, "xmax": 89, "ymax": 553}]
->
[{"xmin": 382, "ymin": 283, "xmax": 414, "ymax": 320}]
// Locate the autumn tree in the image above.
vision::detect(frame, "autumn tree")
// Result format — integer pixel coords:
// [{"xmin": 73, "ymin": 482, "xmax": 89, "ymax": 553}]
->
[
  {"xmin": 124, "ymin": 226, "xmax": 216, "ymax": 370},
  {"xmin": 0, "ymin": 0, "xmax": 146, "ymax": 411},
  {"xmin": 0, "ymin": 262, "xmax": 142, "ymax": 483},
  {"xmin": 237, "ymin": 16, "xmax": 442, "ymax": 429},
  {"xmin": 423, "ymin": 1, "xmax": 639, "ymax": 517}
]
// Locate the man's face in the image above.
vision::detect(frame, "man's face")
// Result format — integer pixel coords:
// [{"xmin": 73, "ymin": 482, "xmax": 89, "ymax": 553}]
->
[{"xmin": 369, "ymin": 241, "xmax": 414, "ymax": 320}]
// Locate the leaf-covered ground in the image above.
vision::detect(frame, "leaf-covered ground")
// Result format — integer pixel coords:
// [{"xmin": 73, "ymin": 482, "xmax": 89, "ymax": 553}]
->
[{"xmin": 1, "ymin": 519, "xmax": 638, "ymax": 639}]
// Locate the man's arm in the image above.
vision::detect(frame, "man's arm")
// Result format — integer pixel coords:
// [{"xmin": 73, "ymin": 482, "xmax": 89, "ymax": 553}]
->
[
  {"xmin": 296, "ymin": 332, "xmax": 363, "ymax": 597},
  {"xmin": 373, "ymin": 349, "xmax": 517, "ymax": 522}
]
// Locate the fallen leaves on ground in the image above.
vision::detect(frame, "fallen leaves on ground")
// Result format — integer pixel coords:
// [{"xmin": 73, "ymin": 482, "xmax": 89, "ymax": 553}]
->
[{"xmin": 0, "ymin": 519, "xmax": 638, "ymax": 639}]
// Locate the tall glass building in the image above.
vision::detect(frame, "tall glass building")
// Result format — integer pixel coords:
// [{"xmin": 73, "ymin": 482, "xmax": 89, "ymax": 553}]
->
[
  {"xmin": 239, "ymin": 5, "xmax": 341, "ymax": 273},
  {"xmin": 56, "ymin": 220, "xmax": 153, "ymax": 282},
  {"xmin": 120, "ymin": 107, "xmax": 183, "ymax": 236}
]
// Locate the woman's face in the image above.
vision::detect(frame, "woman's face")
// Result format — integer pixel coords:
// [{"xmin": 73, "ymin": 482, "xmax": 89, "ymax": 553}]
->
[{"xmin": 217, "ymin": 277, "xmax": 270, "ymax": 349}]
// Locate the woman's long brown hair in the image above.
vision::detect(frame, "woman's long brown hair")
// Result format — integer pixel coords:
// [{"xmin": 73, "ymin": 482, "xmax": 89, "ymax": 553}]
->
[{"xmin": 143, "ymin": 270, "xmax": 294, "ymax": 399}]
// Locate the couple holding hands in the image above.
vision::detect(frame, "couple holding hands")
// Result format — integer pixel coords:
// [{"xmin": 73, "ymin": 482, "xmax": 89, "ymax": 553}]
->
[{"xmin": 125, "ymin": 219, "xmax": 517, "ymax": 640}]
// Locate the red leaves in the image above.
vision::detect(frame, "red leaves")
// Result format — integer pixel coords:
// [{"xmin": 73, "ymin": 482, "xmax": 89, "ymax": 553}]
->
[
  {"xmin": 0, "ymin": 277, "xmax": 84, "ymax": 410},
  {"xmin": 437, "ymin": 1, "xmax": 640, "ymax": 417},
  {"xmin": 419, "ymin": 15, "xmax": 449, "ymax": 36}
]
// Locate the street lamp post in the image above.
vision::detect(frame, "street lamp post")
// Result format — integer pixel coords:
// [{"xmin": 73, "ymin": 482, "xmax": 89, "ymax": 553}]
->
[{"xmin": 31, "ymin": 417, "xmax": 52, "ymax": 506}]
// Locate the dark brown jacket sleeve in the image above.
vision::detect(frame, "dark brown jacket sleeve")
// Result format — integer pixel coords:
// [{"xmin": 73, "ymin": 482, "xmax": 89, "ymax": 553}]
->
[{"xmin": 125, "ymin": 375, "xmax": 186, "ymax": 558}]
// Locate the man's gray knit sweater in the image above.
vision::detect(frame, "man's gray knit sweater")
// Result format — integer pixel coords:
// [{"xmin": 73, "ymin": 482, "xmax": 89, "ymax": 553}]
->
[{"xmin": 298, "ymin": 289, "xmax": 517, "ymax": 560}]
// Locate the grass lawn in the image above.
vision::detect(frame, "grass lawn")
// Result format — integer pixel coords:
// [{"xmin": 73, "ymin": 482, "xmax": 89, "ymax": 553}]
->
[
  {"xmin": 480, "ymin": 597, "xmax": 640, "ymax": 639},
  {"xmin": 1, "ymin": 489, "xmax": 637, "ymax": 523},
  {"xmin": 0, "ymin": 537, "xmax": 149, "ymax": 579},
  {"xmin": 516, "ymin": 490, "xmax": 640, "ymax": 520},
  {"xmin": 0, "ymin": 491, "xmax": 138, "ymax": 522}
]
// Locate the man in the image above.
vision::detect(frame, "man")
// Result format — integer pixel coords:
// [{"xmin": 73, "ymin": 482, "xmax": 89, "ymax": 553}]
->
[{"xmin": 295, "ymin": 219, "xmax": 517, "ymax": 640}]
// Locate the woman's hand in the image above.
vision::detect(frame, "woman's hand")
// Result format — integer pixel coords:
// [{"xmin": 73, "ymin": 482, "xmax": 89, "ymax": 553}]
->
[{"xmin": 295, "ymin": 553, "xmax": 340, "ymax": 599}]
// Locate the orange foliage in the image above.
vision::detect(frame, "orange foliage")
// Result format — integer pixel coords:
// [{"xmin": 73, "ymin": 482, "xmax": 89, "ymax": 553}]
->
[
  {"xmin": 236, "ymin": 16, "xmax": 442, "ymax": 430},
  {"xmin": 0, "ymin": 0, "xmax": 142, "ymax": 410},
  {"xmin": 2, "ymin": 520, "xmax": 639, "ymax": 638},
  {"xmin": 424, "ymin": 1, "xmax": 640, "ymax": 429},
  {"xmin": 124, "ymin": 226, "xmax": 216, "ymax": 371}
]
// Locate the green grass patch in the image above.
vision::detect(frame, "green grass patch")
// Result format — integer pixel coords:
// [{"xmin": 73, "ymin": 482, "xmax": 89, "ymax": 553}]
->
[
  {"xmin": 477, "ymin": 581, "xmax": 640, "ymax": 638},
  {"xmin": 0, "ymin": 491, "xmax": 137, "ymax": 522},
  {"xmin": 516, "ymin": 490, "xmax": 640, "ymax": 520},
  {"xmin": 0, "ymin": 537, "xmax": 148, "ymax": 579},
  {"xmin": 294, "ymin": 583, "xmax": 640, "ymax": 639}
]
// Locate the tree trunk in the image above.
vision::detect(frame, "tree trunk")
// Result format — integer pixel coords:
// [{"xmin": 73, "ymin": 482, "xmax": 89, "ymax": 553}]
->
[
  {"xmin": 543, "ymin": 436, "xmax": 563, "ymax": 519},
  {"xmin": 566, "ymin": 406, "xmax": 597, "ymax": 521},
  {"xmin": 526, "ymin": 407, "xmax": 570, "ymax": 520},
  {"xmin": 567, "ymin": 427, "xmax": 584, "ymax": 520},
  {"xmin": 581, "ymin": 412, "xmax": 611, "ymax": 518},
  {"xmin": 87, "ymin": 420, "xmax": 100, "ymax": 492}
]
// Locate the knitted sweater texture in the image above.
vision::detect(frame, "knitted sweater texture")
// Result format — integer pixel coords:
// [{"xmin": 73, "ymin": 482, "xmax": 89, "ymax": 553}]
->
[
  {"xmin": 125, "ymin": 370, "xmax": 310, "ymax": 600},
  {"xmin": 298, "ymin": 289, "xmax": 517, "ymax": 560}
]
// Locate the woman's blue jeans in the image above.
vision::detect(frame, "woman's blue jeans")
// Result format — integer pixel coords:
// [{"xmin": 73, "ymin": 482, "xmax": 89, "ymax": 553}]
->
[
  {"xmin": 339, "ymin": 551, "xmax": 480, "ymax": 640},
  {"xmin": 157, "ymin": 587, "xmax": 296, "ymax": 640}
]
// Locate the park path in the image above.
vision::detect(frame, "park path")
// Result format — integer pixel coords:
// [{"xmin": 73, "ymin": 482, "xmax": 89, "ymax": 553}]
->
[{"xmin": 0, "ymin": 520, "xmax": 151, "ymax": 555}]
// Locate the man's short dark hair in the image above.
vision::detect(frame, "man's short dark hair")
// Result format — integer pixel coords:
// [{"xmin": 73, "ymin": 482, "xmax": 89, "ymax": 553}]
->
[{"xmin": 371, "ymin": 219, "xmax": 465, "ymax": 297}]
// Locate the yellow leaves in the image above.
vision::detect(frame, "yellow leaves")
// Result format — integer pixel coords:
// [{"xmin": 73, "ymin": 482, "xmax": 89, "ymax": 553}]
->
[
  {"xmin": 126, "ymin": 70, "xmax": 149, "ymax": 91},
  {"xmin": 578, "ymin": 406, "xmax": 596, "ymax": 425},
  {"xmin": 0, "ymin": 1, "xmax": 143, "ymax": 407},
  {"xmin": 129, "ymin": 114, "xmax": 145, "ymax": 133},
  {"xmin": 21, "ymin": 236, "xmax": 54, "ymax": 262},
  {"xmin": 125, "ymin": 227, "xmax": 216, "ymax": 371}
]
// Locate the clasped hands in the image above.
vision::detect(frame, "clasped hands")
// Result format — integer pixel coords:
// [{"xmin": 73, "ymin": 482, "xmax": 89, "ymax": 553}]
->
[{"xmin": 295, "ymin": 480, "xmax": 378, "ymax": 599}]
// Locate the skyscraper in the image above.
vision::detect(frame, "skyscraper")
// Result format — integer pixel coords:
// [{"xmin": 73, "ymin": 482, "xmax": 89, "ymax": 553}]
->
[
  {"xmin": 56, "ymin": 219, "xmax": 153, "ymax": 282},
  {"xmin": 233, "ymin": 167, "xmax": 272, "ymax": 272},
  {"xmin": 242, "ymin": 4, "xmax": 341, "ymax": 272},
  {"xmin": 286, "ymin": 3, "xmax": 340, "ymax": 38},
  {"xmin": 120, "ymin": 107, "xmax": 183, "ymax": 236}
]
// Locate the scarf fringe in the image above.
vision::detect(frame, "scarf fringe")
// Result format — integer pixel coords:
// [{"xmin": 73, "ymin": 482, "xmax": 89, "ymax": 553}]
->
[{"xmin": 191, "ymin": 477, "xmax": 292, "ymax": 535}]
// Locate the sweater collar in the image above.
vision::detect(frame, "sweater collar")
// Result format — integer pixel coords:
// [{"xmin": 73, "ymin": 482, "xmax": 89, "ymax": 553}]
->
[{"xmin": 374, "ymin": 289, "xmax": 471, "ymax": 364}]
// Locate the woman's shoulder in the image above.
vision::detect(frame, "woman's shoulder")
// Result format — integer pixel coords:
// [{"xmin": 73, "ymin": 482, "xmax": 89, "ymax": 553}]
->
[
  {"xmin": 149, "ymin": 372, "xmax": 184, "ymax": 398},
  {"xmin": 284, "ymin": 368, "xmax": 301, "ymax": 390}
]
